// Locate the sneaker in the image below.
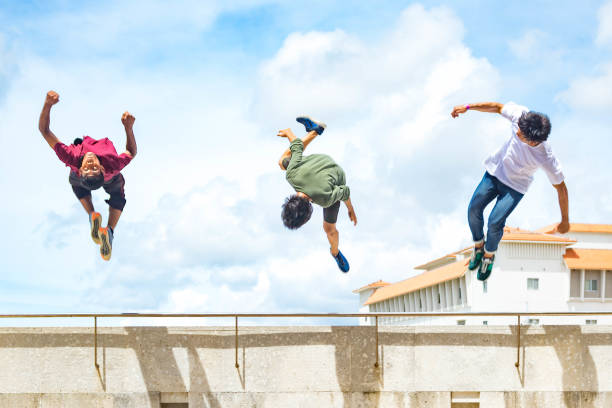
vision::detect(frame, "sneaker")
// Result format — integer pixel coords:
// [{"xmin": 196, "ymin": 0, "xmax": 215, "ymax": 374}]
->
[
  {"xmin": 477, "ymin": 255, "xmax": 495, "ymax": 281},
  {"xmin": 332, "ymin": 249, "xmax": 350, "ymax": 273},
  {"xmin": 89, "ymin": 212, "xmax": 102, "ymax": 245},
  {"xmin": 99, "ymin": 227, "xmax": 114, "ymax": 261},
  {"xmin": 468, "ymin": 246, "xmax": 484, "ymax": 270},
  {"xmin": 296, "ymin": 116, "xmax": 326, "ymax": 135}
]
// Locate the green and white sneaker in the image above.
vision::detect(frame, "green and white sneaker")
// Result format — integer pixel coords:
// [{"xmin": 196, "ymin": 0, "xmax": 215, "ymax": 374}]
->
[
  {"xmin": 477, "ymin": 255, "xmax": 495, "ymax": 281},
  {"xmin": 468, "ymin": 246, "xmax": 484, "ymax": 270}
]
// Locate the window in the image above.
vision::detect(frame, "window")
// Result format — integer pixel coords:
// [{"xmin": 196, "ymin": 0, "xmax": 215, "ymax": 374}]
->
[
  {"xmin": 527, "ymin": 278, "xmax": 539, "ymax": 290},
  {"xmin": 457, "ymin": 320, "xmax": 466, "ymax": 325},
  {"xmin": 419, "ymin": 298, "xmax": 422, "ymax": 310},
  {"xmin": 482, "ymin": 321, "xmax": 488, "ymax": 325},
  {"xmin": 483, "ymin": 281, "xmax": 488, "ymax": 293},
  {"xmin": 527, "ymin": 319, "xmax": 540, "ymax": 325},
  {"xmin": 586, "ymin": 320, "xmax": 597, "ymax": 325},
  {"xmin": 586, "ymin": 280, "xmax": 598, "ymax": 292},
  {"xmin": 458, "ymin": 287, "xmax": 462, "ymax": 300}
]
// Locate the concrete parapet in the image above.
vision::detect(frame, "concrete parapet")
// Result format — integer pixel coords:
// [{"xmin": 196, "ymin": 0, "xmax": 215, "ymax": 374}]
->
[{"xmin": 0, "ymin": 325, "xmax": 610, "ymax": 407}]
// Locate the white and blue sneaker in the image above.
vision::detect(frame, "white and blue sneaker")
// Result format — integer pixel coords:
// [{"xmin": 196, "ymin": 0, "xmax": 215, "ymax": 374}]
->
[
  {"xmin": 296, "ymin": 116, "xmax": 326, "ymax": 135},
  {"xmin": 332, "ymin": 249, "xmax": 350, "ymax": 273}
]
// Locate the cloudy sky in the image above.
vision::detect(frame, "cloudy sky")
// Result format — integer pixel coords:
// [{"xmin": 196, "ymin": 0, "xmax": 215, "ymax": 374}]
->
[{"xmin": 0, "ymin": 0, "xmax": 611, "ymax": 326}]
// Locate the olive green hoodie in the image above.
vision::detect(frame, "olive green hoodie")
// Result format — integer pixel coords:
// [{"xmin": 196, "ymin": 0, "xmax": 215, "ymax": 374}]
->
[{"xmin": 285, "ymin": 138, "xmax": 350, "ymax": 208}]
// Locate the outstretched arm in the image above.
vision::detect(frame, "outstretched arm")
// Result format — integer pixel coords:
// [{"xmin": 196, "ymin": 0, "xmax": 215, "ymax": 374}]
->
[
  {"xmin": 277, "ymin": 128, "xmax": 297, "ymax": 169},
  {"xmin": 344, "ymin": 197, "xmax": 357, "ymax": 226},
  {"xmin": 451, "ymin": 102, "xmax": 504, "ymax": 118},
  {"xmin": 121, "ymin": 111, "xmax": 137, "ymax": 158},
  {"xmin": 38, "ymin": 91, "xmax": 60, "ymax": 149},
  {"xmin": 553, "ymin": 181, "xmax": 569, "ymax": 233},
  {"xmin": 277, "ymin": 128, "xmax": 319, "ymax": 170}
]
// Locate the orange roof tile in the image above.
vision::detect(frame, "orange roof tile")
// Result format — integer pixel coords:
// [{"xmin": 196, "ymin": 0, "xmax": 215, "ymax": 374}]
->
[
  {"xmin": 364, "ymin": 259, "xmax": 468, "ymax": 305},
  {"xmin": 538, "ymin": 223, "xmax": 612, "ymax": 234},
  {"xmin": 563, "ymin": 248, "xmax": 612, "ymax": 270},
  {"xmin": 352, "ymin": 280, "xmax": 390, "ymax": 293},
  {"xmin": 414, "ymin": 246, "xmax": 472, "ymax": 270},
  {"xmin": 501, "ymin": 226, "xmax": 575, "ymax": 243},
  {"xmin": 414, "ymin": 227, "xmax": 571, "ymax": 271}
]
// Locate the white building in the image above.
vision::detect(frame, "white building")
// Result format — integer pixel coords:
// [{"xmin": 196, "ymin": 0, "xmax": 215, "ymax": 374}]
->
[{"xmin": 354, "ymin": 224, "xmax": 612, "ymax": 326}]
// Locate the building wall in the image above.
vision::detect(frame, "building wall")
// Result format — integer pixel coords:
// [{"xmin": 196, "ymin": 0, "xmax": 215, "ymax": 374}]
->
[
  {"xmin": 359, "ymin": 229, "xmax": 612, "ymax": 327},
  {"xmin": 567, "ymin": 232, "xmax": 612, "ymax": 248},
  {"xmin": 1, "ymin": 325, "xmax": 612, "ymax": 407}
]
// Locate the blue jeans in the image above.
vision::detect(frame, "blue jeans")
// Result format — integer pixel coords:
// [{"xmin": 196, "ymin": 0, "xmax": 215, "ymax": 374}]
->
[{"xmin": 468, "ymin": 172, "xmax": 524, "ymax": 253}]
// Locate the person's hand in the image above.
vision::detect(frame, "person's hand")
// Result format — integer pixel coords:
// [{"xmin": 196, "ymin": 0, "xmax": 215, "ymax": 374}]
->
[
  {"xmin": 121, "ymin": 111, "xmax": 135, "ymax": 128},
  {"xmin": 451, "ymin": 105, "xmax": 468, "ymax": 118},
  {"xmin": 348, "ymin": 208, "xmax": 357, "ymax": 226},
  {"xmin": 556, "ymin": 220, "xmax": 570, "ymax": 234},
  {"xmin": 277, "ymin": 129, "xmax": 289, "ymax": 138},
  {"xmin": 45, "ymin": 91, "xmax": 59, "ymax": 106}
]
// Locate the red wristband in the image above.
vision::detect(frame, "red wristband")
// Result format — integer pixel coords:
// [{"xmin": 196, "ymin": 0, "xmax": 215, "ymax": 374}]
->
[{"xmin": 465, "ymin": 105, "xmax": 470, "ymax": 110}]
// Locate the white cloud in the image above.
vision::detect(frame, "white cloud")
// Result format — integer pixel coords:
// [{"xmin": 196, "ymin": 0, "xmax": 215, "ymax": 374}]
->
[
  {"xmin": 597, "ymin": 1, "xmax": 612, "ymax": 46},
  {"xmin": 6, "ymin": 3, "xmax": 572, "ymax": 325},
  {"xmin": 556, "ymin": 63, "xmax": 612, "ymax": 111},
  {"xmin": 508, "ymin": 29, "xmax": 547, "ymax": 60}
]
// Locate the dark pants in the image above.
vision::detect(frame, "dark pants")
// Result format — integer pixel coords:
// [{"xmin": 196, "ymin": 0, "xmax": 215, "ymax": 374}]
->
[
  {"xmin": 323, "ymin": 200, "xmax": 341, "ymax": 224},
  {"xmin": 69, "ymin": 172, "xmax": 127, "ymax": 211},
  {"xmin": 468, "ymin": 172, "xmax": 524, "ymax": 253}
]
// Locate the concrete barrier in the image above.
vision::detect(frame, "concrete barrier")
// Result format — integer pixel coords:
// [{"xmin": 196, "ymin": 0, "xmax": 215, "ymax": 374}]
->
[{"xmin": 0, "ymin": 325, "xmax": 610, "ymax": 407}]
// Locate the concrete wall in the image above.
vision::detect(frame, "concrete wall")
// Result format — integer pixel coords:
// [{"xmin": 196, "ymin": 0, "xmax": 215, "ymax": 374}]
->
[{"xmin": 0, "ymin": 325, "xmax": 611, "ymax": 407}]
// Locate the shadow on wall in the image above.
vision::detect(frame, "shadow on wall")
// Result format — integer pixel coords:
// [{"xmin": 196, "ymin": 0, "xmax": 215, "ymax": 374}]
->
[{"xmin": 0, "ymin": 325, "xmax": 605, "ymax": 407}]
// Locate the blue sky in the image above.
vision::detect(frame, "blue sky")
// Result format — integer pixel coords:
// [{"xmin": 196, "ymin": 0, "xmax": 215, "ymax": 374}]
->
[{"xmin": 0, "ymin": 0, "xmax": 611, "ymax": 326}]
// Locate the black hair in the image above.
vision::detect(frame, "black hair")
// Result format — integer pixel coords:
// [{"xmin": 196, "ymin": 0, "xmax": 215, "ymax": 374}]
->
[
  {"xmin": 518, "ymin": 111, "xmax": 551, "ymax": 143},
  {"xmin": 81, "ymin": 173, "xmax": 104, "ymax": 190},
  {"xmin": 281, "ymin": 194, "xmax": 313, "ymax": 229}
]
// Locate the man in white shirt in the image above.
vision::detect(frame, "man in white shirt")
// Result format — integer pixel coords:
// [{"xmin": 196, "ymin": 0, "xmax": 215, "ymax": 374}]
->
[{"xmin": 451, "ymin": 102, "xmax": 569, "ymax": 281}]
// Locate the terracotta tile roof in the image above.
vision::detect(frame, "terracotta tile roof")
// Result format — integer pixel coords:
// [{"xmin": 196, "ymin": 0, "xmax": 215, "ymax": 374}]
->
[
  {"xmin": 364, "ymin": 259, "xmax": 468, "ymax": 305},
  {"xmin": 537, "ymin": 223, "xmax": 612, "ymax": 234},
  {"xmin": 501, "ymin": 226, "xmax": 575, "ymax": 243},
  {"xmin": 563, "ymin": 248, "xmax": 612, "ymax": 270},
  {"xmin": 414, "ymin": 246, "xmax": 472, "ymax": 270},
  {"xmin": 414, "ymin": 227, "xmax": 571, "ymax": 271},
  {"xmin": 352, "ymin": 280, "xmax": 390, "ymax": 293}
]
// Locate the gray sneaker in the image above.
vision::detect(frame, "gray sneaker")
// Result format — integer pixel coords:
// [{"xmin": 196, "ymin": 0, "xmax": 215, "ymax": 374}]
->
[
  {"xmin": 89, "ymin": 212, "xmax": 102, "ymax": 245},
  {"xmin": 99, "ymin": 227, "xmax": 114, "ymax": 261}
]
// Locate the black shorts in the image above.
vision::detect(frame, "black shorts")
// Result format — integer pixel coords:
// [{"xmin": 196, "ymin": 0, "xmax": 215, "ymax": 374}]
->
[
  {"xmin": 69, "ymin": 172, "xmax": 127, "ymax": 211},
  {"xmin": 323, "ymin": 200, "xmax": 341, "ymax": 224}
]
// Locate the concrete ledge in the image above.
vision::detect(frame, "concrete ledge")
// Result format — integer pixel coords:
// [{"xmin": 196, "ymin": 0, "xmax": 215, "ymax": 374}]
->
[{"xmin": 0, "ymin": 325, "xmax": 610, "ymax": 407}]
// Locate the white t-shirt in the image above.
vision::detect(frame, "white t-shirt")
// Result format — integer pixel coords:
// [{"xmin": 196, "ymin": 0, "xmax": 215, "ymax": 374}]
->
[{"xmin": 483, "ymin": 102, "xmax": 564, "ymax": 194}]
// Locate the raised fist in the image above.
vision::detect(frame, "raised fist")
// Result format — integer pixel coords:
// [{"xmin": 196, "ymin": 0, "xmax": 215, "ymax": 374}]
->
[
  {"xmin": 451, "ymin": 105, "xmax": 468, "ymax": 118},
  {"xmin": 45, "ymin": 91, "xmax": 59, "ymax": 106},
  {"xmin": 121, "ymin": 111, "xmax": 135, "ymax": 128}
]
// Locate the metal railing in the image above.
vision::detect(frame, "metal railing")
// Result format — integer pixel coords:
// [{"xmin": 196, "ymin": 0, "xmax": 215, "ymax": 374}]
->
[{"xmin": 1, "ymin": 311, "xmax": 611, "ymax": 371}]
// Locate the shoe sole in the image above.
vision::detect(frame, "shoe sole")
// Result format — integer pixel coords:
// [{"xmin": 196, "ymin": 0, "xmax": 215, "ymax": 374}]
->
[
  {"xmin": 90, "ymin": 213, "xmax": 102, "ymax": 245},
  {"xmin": 297, "ymin": 116, "xmax": 327, "ymax": 132},
  {"xmin": 99, "ymin": 229, "xmax": 112, "ymax": 261}
]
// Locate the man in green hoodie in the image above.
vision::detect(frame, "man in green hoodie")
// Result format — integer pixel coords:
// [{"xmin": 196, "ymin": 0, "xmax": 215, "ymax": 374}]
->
[{"xmin": 278, "ymin": 117, "xmax": 357, "ymax": 272}]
